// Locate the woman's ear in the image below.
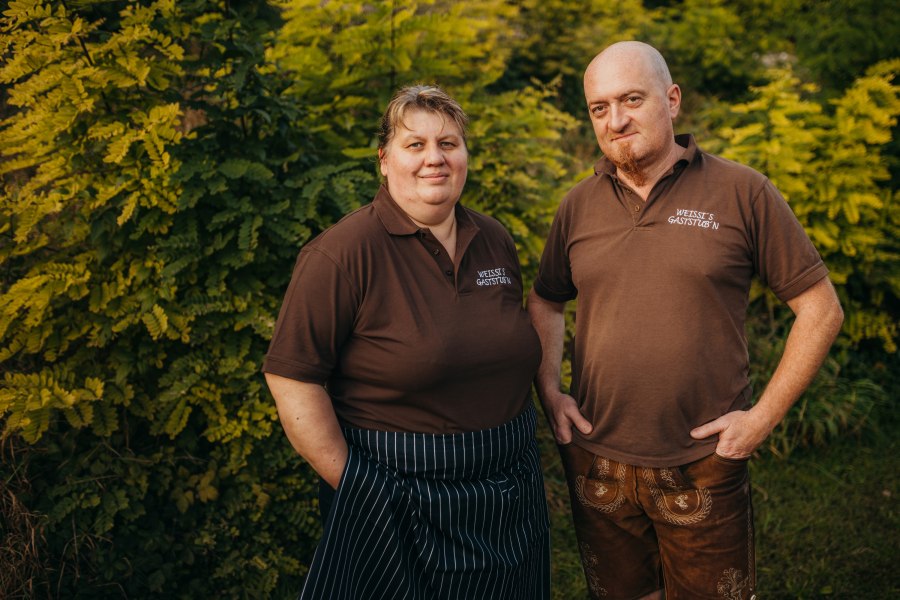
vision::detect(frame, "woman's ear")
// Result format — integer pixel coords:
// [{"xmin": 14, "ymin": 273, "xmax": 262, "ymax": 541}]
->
[{"xmin": 378, "ymin": 148, "xmax": 388, "ymax": 178}]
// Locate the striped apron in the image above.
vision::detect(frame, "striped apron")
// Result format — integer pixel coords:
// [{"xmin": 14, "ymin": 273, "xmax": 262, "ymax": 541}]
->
[{"xmin": 299, "ymin": 404, "xmax": 550, "ymax": 600}]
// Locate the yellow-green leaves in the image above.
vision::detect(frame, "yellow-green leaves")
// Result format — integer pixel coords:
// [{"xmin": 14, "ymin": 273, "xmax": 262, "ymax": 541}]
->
[
  {"xmin": 2, "ymin": 1, "xmax": 896, "ymax": 596},
  {"xmin": 715, "ymin": 62, "xmax": 900, "ymax": 352},
  {"xmin": 2, "ymin": 3, "xmax": 325, "ymax": 591},
  {"xmin": 141, "ymin": 304, "xmax": 169, "ymax": 340},
  {"xmin": 1, "ymin": 370, "xmax": 105, "ymax": 442}
]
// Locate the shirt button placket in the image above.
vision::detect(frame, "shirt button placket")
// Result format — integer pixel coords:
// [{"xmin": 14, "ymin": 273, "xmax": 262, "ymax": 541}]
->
[{"xmin": 419, "ymin": 230, "xmax": 456, "ymax": 286}]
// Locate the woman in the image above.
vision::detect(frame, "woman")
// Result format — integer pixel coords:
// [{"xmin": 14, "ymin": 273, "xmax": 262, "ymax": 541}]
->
[{"xmin": 263, "ymin": 85, "xmax": 549, "ymax": 599}]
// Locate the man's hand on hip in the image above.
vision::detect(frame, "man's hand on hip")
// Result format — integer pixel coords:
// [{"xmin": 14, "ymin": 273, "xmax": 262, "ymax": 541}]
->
[
  {"xmin": 689, "ymin": 409, "xmax": 773, "ymax": 459},
  {"xmin": 539, "ymin": 391, "xmax": 593, "ymax": 445}
]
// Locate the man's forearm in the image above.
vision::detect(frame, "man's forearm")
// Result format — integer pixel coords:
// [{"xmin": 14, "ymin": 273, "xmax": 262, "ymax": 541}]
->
[
  {"xmin": 526, "ymin": 289, "xmax": 568, "ymax": 398},
  {"xmin": 690, "ymin": 277, "xmax": 843, "ymax": 456},
  {"xmin": 752, "ymin": 277, "xmax": 844, "ymax": 429}
]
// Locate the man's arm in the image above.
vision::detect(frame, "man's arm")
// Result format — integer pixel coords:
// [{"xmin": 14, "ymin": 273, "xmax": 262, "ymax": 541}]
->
[
  {"xmin": 526, "ymin": 289, "xmax": 593, "ymax": 444},
  {"xmin": 690, "ymin": 277, "xmax": 844, "ymax": 457},
  {"xmin": 265, "ymin": 373, "xmax": 348, "ymax": 488}
]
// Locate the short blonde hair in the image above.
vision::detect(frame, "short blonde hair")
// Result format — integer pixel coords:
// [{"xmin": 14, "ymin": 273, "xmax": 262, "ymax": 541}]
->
[{"xmin": 378, "ymin": 85, "xmax": 468, "ymax": 152}]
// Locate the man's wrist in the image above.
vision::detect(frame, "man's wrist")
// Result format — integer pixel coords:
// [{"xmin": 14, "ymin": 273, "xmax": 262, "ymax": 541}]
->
[
  {"xmin": 534, "ymin": 378, "xmax": 562, "ymax": 402},
  {"xmin": 748, "ymin": 403, "xmax": 781, "ymax": 435}
]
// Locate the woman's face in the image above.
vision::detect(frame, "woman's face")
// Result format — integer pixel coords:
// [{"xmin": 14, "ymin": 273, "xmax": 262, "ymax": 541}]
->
[{"xmin": 379, "ymin": 109, "xmax": 468, "ymax": 228}]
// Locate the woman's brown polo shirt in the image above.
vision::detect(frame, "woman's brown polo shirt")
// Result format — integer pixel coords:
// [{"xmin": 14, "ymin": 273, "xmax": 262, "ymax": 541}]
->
[
  {"xmin": 263, "ymin": 185, "xmax": 541, "ymax": 434},
  {"xmin": 534, "ymin": 134, "xmax": 829, "ymax": 467}
]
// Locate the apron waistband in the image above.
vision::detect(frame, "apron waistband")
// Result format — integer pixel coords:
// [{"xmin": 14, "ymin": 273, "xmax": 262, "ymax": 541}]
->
[{"xmin": 342, "ymin": 404, "xmax": 537, "ymax": 480}]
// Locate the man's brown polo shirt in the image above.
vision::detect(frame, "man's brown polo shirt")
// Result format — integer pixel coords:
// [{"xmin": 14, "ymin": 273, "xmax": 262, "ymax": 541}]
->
[
  {"xmin": 263, "ymin": 185, "xmax": 541, "ymax": 433},
  {"xmin": 534, "ymin": 134, "xmax": 828, "ymax": 467}
]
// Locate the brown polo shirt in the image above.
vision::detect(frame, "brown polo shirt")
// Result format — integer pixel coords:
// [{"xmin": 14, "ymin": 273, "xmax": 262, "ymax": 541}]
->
[
  {"xmin": 263, "ymin": 185, "xmax": 541, "ymax": 433},
  {"xmin": 534, "ymin": 134, "xmax": 828, "ymax": 467}
]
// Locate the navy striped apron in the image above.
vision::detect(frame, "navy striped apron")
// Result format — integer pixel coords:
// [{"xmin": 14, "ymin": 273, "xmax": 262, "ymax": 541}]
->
[{"xmin": 299, "ymin": 405, "xmax": 550, "ymax": 599}]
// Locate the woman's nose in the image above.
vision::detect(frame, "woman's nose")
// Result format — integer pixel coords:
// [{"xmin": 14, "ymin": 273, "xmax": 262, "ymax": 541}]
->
[{"xmin": 424, "ymin": 143, "xmax": 446, "ymax": 164}]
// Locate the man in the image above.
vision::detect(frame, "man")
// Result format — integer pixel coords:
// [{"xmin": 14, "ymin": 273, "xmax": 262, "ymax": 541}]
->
[{"xmin": 528, "ymin": 41, "xmax": 843, "ymax": 599}]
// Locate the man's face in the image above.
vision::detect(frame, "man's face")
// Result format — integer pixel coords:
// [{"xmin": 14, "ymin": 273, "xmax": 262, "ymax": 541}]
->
[{"xmin": 583, "ymin": 52, "xmax": 680, "ymax": 184}]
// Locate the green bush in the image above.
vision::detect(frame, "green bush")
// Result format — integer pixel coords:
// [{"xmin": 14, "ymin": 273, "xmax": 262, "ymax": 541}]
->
[
  {"xmin": 1, "ymin": 1, "xmax": 897, "ymax": 596},
  {"xmin": 0, "ymin": 1, "xmax": 335, "ymax": 595},
  {"xmin": 704, "ymin": 62, "xmax": 899, "ymax": 456},
  {"xmin": 0, "ymin": 1, "xmax": 576, "ymax": 595}
]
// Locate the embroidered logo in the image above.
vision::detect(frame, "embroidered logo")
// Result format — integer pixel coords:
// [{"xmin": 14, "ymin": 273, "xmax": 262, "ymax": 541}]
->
[
  {"xmin": 717, "ymin": 567, "xmax": 749, "ymax": 599},
  {"xmin": 667, "ymin": 208, "xmax": 720, "ymax": 230},
  {"xmin": 476, "ymin": 267, "xmax": 512, "ymax": 286}
]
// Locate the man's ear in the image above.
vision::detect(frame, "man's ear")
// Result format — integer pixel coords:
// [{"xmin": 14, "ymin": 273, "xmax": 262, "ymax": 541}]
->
[{"xmin": 667, "ymin": 83, "xmax": 682, "ymax": 120}]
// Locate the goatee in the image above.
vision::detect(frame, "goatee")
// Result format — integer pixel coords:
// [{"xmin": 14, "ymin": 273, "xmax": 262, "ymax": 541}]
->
[{"xmin": 610, "ymin": 145, "xmax": 647, "ymax": 188}]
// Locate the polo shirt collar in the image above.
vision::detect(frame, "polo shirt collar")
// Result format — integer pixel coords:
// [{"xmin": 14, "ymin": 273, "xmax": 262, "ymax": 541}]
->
[
  {"xmin": 593, "ymin": 133, "xmax": 698, "ymax": 178},
  {"xmin": 374, "ymin": 184, "xmax": 419, "ymax": 235},
  {"xmin": 372, "ymin": 183, "xmax": 479, "ymax": 239}
]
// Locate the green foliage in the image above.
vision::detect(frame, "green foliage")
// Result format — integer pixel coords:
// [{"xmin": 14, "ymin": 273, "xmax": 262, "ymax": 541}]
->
[
  {"xmin": 697, "ymin": 61, "xmax": 899, "ymax": 457},
  {"xmin": 0, "ymin": 1, "xmax": 328, "ymax": 595},
  {"xmin": 464, "ymin": 85, "xmax": 578, "ymax": 277},
  {"xmin": 268, "ymin": 0, "xmax": 578, "ymax": 275},
  {"xmin": 0, "ymin": 0, "xmax": 578, "ymax": 595},
  {"xmin": 711, "ymin": 61, "xmax": 900, "ymax": 353},
  {"xmin": 498, "ymin": 0, "xmax": 651, "ymax": 117},
  {"xmin": 746, "ymin": 311, "xmax": 885, "ymax": 457},
  {"xmin": 650, "ymin": 0, "xmax": 768, "ymax": 100},
  {"xmin": 751, "ymin": 420, "xmax": 899, "ymax": 597},
  {"xmin": 770, "ymin": 367, "xmax": 883, "ymax": 457},
  {"xmin": 789, "ymin": 0, "xmax": 900, "ymax": 94},
  {"xmin": 271, "ymin": 0, "xmax": 517, "ymax": 99},
  {"xmin": 1, "ymin": 0, "xmax": 898, "ymax": 595}
]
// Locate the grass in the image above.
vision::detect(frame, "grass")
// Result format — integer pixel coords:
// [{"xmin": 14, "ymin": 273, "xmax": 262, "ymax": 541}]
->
[
  {"xmin": 752, "ymin": 425, "xmax": 898, "ymax": 598},
  {"xmin": 0, "ymin": 438, "xmax": 51, "ymax": 600},
  {"xmin": 536, "ymin": 402, "xmax": 900, "ymax": 599}
]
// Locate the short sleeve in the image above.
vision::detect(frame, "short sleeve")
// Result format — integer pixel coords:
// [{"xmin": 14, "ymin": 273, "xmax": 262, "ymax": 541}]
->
[
  {"xmin": 533, "ymin": 199, "xmax": 578, "ymax": 302},
  {"xmin": 751, "ymin": 180, "xmax": 829, "ymax": 301},
  {"xmin": 262, "ymin": 247, "xmax": 359, "ymax": 383}
]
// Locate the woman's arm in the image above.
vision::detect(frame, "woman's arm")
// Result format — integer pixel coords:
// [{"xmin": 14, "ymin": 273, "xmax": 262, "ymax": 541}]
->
[{"xmin": 265, "ymin": 373, "xmax": 349, "ymax": 489}]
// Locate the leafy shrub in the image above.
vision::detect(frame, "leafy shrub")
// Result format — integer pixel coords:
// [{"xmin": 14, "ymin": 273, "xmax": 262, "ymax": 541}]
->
[
  {"xmin": 705, "ymin": 63, "xmax": 899, "ymax": 456},
  {"xmin": 746, "ymin": 306, "xmax": 885, "ymax": 458},
  {"xmin": 0, "ymin": 1, "xmax": 577, "ymax": 595},
  {"xmin": 0, "ymin": 1, "xmax": 334, "ymax": 595}
]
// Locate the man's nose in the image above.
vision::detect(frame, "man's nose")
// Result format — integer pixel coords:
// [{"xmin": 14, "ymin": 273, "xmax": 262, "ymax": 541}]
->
[{"xmin": 609, "ymin": 104, "xmax": 630, "ymax": 132}]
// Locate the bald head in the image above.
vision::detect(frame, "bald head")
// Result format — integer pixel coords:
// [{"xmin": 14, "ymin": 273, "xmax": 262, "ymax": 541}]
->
[
  {"xmin": 581, "ymin": 41, "xmax": 682, "ymax": 190},
  {"xmin": 585, "ymin": 41, "xmax": 673, "ymax": 94}
]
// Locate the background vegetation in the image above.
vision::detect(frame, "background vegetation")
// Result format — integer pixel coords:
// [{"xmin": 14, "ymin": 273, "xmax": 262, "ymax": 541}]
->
[{"xmin": 1, "ymin": 0, "xmax": 897, "ymax": 597}]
